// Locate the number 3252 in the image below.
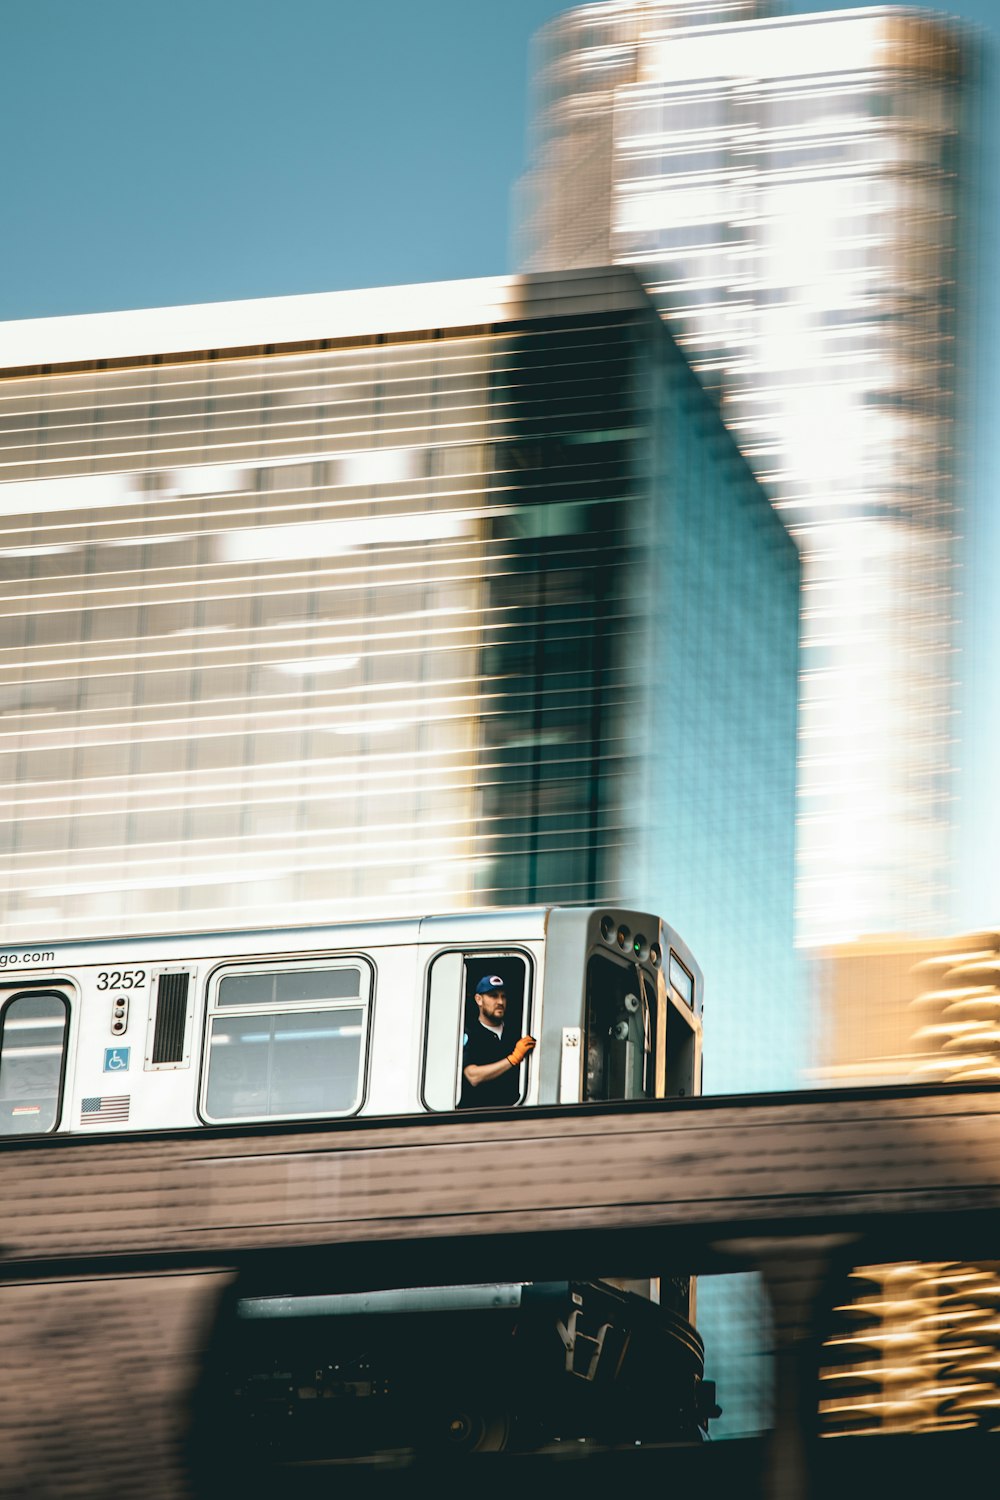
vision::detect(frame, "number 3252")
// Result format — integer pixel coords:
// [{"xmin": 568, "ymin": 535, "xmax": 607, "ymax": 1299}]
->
[{"xmin": 96, "ymin": 970, "xmax": 146, "ymax": 990}]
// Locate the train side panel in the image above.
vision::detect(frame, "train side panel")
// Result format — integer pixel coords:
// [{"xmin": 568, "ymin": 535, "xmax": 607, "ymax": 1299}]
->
[{"xmin": 0, "ymin": 906, "xmax": 697, "ymax": 1138}]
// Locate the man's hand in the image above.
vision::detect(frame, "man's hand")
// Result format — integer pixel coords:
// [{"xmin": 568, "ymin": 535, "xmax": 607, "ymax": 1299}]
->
[{"xmin": 507, "ymin": 1035, "xmax": 536, "ymax": 1067}]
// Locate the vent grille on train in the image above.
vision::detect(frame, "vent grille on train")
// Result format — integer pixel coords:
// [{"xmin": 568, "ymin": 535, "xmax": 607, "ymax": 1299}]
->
[{"xmin": 151, "ymin": 972, "xmax": 190, "ymax": 1064}]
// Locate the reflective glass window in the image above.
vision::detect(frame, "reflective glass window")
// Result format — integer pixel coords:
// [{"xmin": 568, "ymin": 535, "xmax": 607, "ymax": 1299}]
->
[
  {"xmin": 669, "ymin": 953, "xmax": 695, "ymax": 1009},
  {"xmin": 204, "ymin": 964, "xmax": 369, "ymax": 1122},
  {"xmin": 0, "ymin": 991, "xmax": 68, "ymax": 1135},
  {"xmin": 217, "ymin": 968, "xmax": 361, "ymax": 1007}
]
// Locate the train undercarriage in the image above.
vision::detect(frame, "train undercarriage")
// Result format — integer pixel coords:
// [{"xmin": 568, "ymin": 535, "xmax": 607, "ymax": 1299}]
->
[{"xmin": 212, "ymin": 1278, "xmax": 718, "ymax": 1466}]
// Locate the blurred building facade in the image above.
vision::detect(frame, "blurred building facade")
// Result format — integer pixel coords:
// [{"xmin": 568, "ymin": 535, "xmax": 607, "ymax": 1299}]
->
[
  {"xmin": 812, "ymin": 931, "xmax": 977, "ymax": 1087},
  {"xmin": 517, "ymin": 0, "xmax": 970, "ymax": 950},
  {"xmin": 815, "ymin": 924, "xmax": 1000, "ymax": 1092},
  {"xmin": 814, "ymin": 928, "xmax": 1000, "ymax": 1088},
  {"xmin": 815, "ymin": 930, "xmax": 1000, "ymax": 1436},
  {"xmin": 821, "ymin": 1259, "xmax": 1000, "ymax": 1436},
  {"xmin": 0, "ymin": 267, "xmax": 800, "ymax": 1093}
]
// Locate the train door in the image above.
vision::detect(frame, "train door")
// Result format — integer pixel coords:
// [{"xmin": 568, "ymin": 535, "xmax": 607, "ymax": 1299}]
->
[
  {"xmin": 664, "ymin": 952, "xmax": 698, "ymax": 1098},
  {"xmin": 422, "ymin": 948, "xmax": 534, "ymax": 1111},
  {"xmin": 0, "ymin": 987, "xmax": 71, "ymax": 1136},
  {"xmin": 583, "ymin": 951, "xmax": 654, "ymax": 1102},
  {"xmin": 582, "ymin": 950, "xmax": 699, "ymax": 1104}
]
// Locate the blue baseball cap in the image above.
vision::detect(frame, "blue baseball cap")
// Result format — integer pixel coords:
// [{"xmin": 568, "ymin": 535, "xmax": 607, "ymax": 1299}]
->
[{"xmin": 475, "ymin": 974, "xmax": 506, "ymax": 995}]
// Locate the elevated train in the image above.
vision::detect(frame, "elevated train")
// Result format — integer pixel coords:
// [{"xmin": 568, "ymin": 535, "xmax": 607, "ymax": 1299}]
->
[{"xmin": 0, "ymin": 904, "xmax": 715, "ymax": 1458}]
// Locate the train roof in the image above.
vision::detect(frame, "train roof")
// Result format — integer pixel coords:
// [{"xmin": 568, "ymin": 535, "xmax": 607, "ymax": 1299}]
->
[{"xmin": 0, "ymin": 905, "xmax": 572, "ymax": 969}]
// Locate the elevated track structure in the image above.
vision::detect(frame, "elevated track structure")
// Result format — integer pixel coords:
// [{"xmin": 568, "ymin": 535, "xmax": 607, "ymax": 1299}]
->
[{"xmin": 4, "ymin": 1083, "xmax": 1000, "ymax": 1498}]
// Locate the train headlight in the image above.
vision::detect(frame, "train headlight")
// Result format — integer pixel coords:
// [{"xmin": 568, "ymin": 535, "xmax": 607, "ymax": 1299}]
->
[
  {"xmin": 632, "ymin": 934, "xmax": 647, "ymax": 959},
  {"xmin": 616, "ymin": 924, "xmax": 630, "ymax": 950},
  {"xmin": 600, "ymin": 915, "xmax": 615, "ymax": 942}
]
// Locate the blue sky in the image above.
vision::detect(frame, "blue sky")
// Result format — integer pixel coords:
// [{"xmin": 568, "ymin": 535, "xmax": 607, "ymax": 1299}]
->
[
  {"xmin": 1, "ymin": 0, "xmax": 992, "ymax": 320},
  {"xmin": 1, "ymin": 0, "xmax": 569, "ymax": 318},
  {"xmin": 2, "ymin": 0, "xmax": 998, "ymax": 925}
]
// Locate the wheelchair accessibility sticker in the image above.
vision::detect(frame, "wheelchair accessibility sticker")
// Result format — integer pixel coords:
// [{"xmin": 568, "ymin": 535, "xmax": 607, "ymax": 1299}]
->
[{"xmin": 103, "ymin": 1047, "xmax": 130, "ymax": 1073}]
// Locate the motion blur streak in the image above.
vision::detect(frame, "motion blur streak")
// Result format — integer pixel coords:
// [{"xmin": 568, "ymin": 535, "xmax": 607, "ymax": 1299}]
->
[
  {"xmin": 517, "ymin": 0, "xmax": 973, "ymax": 949},
  {"xmin": 0, "ymin": 268, "xmax": 800, "ymax": 1096}
]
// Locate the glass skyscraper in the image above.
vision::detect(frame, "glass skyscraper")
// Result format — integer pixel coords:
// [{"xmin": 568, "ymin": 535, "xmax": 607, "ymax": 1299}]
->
[
  {"xmin": 517, "ymin": 1, "xmax": 969, "ymax": 950},
  {"xmin": 0, "ymin": 267, "xmax": 800, "ymax": 1094}
]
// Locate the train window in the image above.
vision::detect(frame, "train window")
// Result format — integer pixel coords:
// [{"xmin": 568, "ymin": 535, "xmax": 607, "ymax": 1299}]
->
[
  {"xmin": 668, "ymin": 953, "xmax": 695, "ymax": 1010},
  {"xmin": 217, "ymin": 969, "xmax": 361, "ymax": 1007},
  {"xmin": 458, "ymin": 956, "xmax": 528, "ymax": 1110},
  {"xmin": 0, "ymin": 991, "xmax": 68, "ymax": 1135},
  {"xmin": 202, "ymin": 962, "xmax": 370, "ymax": 1123},
  {"xmin": 583, "ymin": 953, "xmax": 653, "ymax": 1102},
  {"xmin": 423, "ymin": 951, "xmax": 530, "ymax": 1112}
]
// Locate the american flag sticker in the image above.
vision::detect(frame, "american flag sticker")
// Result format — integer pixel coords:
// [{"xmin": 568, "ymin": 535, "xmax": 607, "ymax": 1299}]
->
[{"xmin": 80, "ymin": 1095, "xmax": 130, "ymax": 1124}]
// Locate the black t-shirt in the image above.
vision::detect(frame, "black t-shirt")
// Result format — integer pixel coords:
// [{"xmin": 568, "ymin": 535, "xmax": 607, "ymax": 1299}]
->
[{"xmin": 458, "ymin": 1020, "xmax": 520, "ymax": 1109}]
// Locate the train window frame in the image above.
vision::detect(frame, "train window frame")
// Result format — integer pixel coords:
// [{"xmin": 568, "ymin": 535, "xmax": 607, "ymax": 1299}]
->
[
  {"xmin": 421, "ymin": 947, "xmax": 534, "ymax": 1113},
  {"xmin": 668, "ymin": 952, "xmax": 695, "ymax": 1010},
  {"xmin": 583, "ymin": 950, "xmax": 655, "ymax": 1103},
  {"xmin": 0, "ymin": 987, "xmax": 71, "ymax": 1137},
  {"xmin": 198, "ymin": 956, "xmax": 374, "ymax": 1126}
]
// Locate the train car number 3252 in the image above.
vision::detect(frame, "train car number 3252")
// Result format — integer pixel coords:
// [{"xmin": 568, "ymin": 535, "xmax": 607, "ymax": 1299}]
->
[{"xmin": 95, "ymin": 970, "xmax": 147, "ymax": 991}]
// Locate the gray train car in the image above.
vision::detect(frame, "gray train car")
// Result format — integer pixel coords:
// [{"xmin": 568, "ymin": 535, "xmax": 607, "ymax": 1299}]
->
[
  {"xmin": 0, "ymin": 904, "xmax": 702, "ymax": 1135},
  {"xmin": 0, "ymin": 905, "xmax": 713, "ymax": 1469}
]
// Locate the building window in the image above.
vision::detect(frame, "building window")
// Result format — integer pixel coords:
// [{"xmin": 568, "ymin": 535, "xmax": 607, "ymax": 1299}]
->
[{"xmin": 203, "ymin": 963, "xmax": 370, "ymax": 1123}]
